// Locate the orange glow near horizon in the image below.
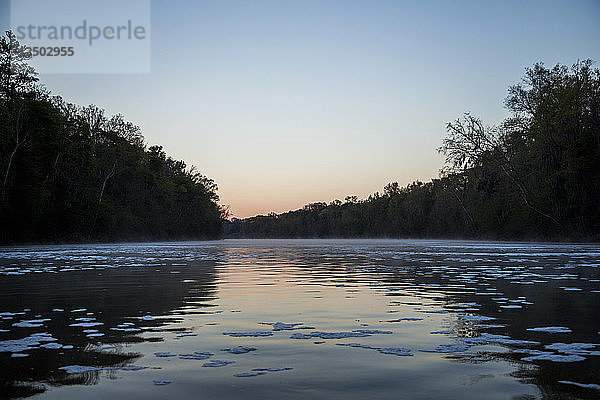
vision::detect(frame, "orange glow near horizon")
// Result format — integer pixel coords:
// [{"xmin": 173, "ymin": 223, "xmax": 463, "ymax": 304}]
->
[{"xmin": 217, "ymin": 165, "xmax": 442, "ymax": 219}]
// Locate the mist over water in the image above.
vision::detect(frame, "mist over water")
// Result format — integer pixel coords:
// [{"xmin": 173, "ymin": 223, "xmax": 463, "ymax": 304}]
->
[{"xmin": 0, "ymin": 240, "xmax": 599, "ymax": 399}]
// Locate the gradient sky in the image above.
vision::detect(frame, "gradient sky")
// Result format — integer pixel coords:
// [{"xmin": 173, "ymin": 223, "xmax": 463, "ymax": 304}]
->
[{"xmin": 2, "ymin": 0, "xmax": 600, "ymax": 217}]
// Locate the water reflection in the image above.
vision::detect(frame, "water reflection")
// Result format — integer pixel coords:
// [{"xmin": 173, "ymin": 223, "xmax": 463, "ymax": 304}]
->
[
  {"xmin": 0, "ymin": 244, "xmax": 219, "ymax": 398},
  {"xmin": 0, "ymin": 240, "xmax": 598, "ymax": 399}
]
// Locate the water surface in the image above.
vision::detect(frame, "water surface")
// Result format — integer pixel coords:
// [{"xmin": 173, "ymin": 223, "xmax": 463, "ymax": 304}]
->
[{"xmin": 1, "ymin": 239, "xmax": 599, "ymax": 399}]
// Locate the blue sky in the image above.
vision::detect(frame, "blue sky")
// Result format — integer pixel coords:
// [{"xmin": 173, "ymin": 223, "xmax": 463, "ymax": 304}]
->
[{"xmin": 3, "ymin": 0, "xmax": 600, "ymax": 217}]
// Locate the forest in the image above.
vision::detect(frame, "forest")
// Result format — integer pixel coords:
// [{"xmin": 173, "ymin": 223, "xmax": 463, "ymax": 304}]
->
[
  {"xmin": 2, "ymin": 28, "xmax": 599, "ymax": 243},
  {"xmin": 0, "ymin": 32, "xmax": 224, "ymax": 243},
  {"xmin": 225, "ymin": 60, "xmax": 600, "ymax": 241}
]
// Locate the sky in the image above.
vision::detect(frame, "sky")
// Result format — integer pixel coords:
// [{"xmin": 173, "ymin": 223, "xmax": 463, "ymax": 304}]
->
[{"xmin": 2, "ymin": 0, "xmax": 600, "ymax": 218}]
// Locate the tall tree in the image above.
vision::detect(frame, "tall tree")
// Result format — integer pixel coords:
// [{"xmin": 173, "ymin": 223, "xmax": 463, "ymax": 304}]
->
[{"xmin": 0, "ymin": 30, "xmax": 38, "ymax": 100}]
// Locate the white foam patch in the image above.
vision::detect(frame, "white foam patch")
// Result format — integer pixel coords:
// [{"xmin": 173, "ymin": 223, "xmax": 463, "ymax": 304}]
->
[
  {"xmin": 526, "ymin": 327, "xmax": 572, "ymax": 333},
  {"xmin": 70, "ymin": 322, "xmax": 104, "ymax": 327},
  {"xmin": 12, "ymin": 319, "xmax": 50, "ymax": 328},
  {"xmin": 291, "ymin": 329, "xmax": 393, "ymax": 340},
  {"xmin": 202, "ymin": 360, "xmax": 235, "ymax": 367},
  {"xmin": 458, "ymin": 315, "xmax": 496, "ymax": 322},
  {"xmin": 259, "ymin": 322, "xmax": 314, "ymax": 331},
  {"xmin": 0, "ymin": 312, "xmax": 24, "ymax": 317},
  {"xmin": 222, "ymin": 331, "xmax": 273, "ymax": 337},
  {"xmin": 335, "ymin": 342, "xmax": 413, "ymax": 356},
  {"xmin": 378, "ymin": 347, "xmax": 413, "ymax": 356},
  {"xmin": 388, "ymin": 318, "xmax": 423, "ymax": 322},
  {"xmin": 252, "ymin": 367, "xmax": 293, "ymax": 372},
  {"xmin": 454, "ymin": 353, "xmax": 490, "ymax": 361},
  {"xmin": 40, "ymin": 343, "xmax": 63, "ymax": 349},
  {"xmin": 513, "ymin": 349, "xmax": 553, "ymax": 355},
  {"xmin": 59, "ymin": 365, "xmax": 99, "ymax": 374},
  {"xmin": 420, "ymin": 343, "xmax": 472, "ymax": 353},
  {"xmin": 175, "ymin": 333, "xmax": 197, "ymax": 338},
  {"xmin": 545, "ymin": 342, "xmax": 600, "ymax": 356},
  {"xmin": 336, "ymin": 343, "xmax": 380, "ymax": 350},
  {"xmin": 461, "ymin": 333, "xmax": 539, "ymax": 346},
  {"xmin": 0, "ymin": 332, "xmax": 57, "ymax": 353},
  {"xmin": 352, "ymin": 329, "xmax": 393, "ymax": 335},
  {"xmin": 118, "ymin": 366, "xmax": 148, "ymax": 371},
  {"xmin": 521, "ymin": 354, "xmax": 586, "ymax": 362},
  {"xmin": 558, "ymin": 381, "xmax": 600, "ymax": 390},
  {"xmin": 221, "ymin": 346, "xmax": 257, "ymax": 354},
  {"xmin": 93, "ymin": 345, "xmax": 116, "ymax": 351},
  {"xmin": 154, "ymin": 352, "xmax": 177, "ymax": 357},
  {"xmin": 179, "ymin": 351, "xmax": 213, "ymax": 360},
  {"xmin": 474, "ymin": 324, "xmax": 505, "ymax": 329},
  {"xmin": 234, "ymin": 372, "xmax": 266, "ymax": 377},
  {"xmin": 110, "ymin": 327, "xmax": 141, "ymax": 332}
]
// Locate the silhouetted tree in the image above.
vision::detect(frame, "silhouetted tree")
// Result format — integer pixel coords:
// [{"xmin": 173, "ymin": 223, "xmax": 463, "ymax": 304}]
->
[
  {"xmin": 225, "ymin": 60, "xmax": 600, "ymax": 241},
  {"xmin": 0, "ymin": 31, "xmax": 224, "ymax": 243}
]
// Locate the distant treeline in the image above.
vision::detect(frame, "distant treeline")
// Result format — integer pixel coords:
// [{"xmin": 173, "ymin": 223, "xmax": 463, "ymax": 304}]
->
[
  {"xmin": 226, "ymin": 60, "xmax": 600, "ymax": 241},
  {"xmin": 0, "ymin": 32, "xmax": 224, "ymax": 243}
]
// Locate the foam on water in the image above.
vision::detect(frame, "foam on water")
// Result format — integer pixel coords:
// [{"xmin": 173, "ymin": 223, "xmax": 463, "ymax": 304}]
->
[
  {"xmin": 521, "ymin": 354, "xmax": 586, "ymax": 362},
  {"xmin": 59, "ymin": 365, "xmax": 99, "ymax": 374},
  {"xmin": 202, "ymin": 360, "xmax": 235, "ymax": 367},
  {"xmin": 154, "ymin": 352, "xmax": 177, "ymax": 357},
  {"xmin": 252, "ymin": 367, "xmax": 293, "ymax": 372},
  {"xmin": 222, "ymin": 331, "xmax": 273, "ymax": 337},
  {"xmin": 420, "ymin": 343, "xmax": 472, "ymax": 353},
  {"xmin": 526, "ymin": 327, "xmax": 572, "ymax": 333},
  {"xmin": 378, "ymin": 347, "xmax": 413, "ymax": 356},
  {"xmin": 234, "ymin": 372, "xmax": 266, "ymax": 377},
  {"xmin": 544, "ymin": 342, "xmax": 600, "ymax": 356},
  {"xmin": 259, "ymin": 322, "xmax": 314, "ymax": 331},
  {"xmin": 221, "ymin": 346, "xmax": 257, "ymax": 354},
  {"xmin": 558, "ymin": 381, "xmax": 600, "ymax": 390},
  {"xmin": 1, "ymin": 240, "xmax": 598, "ymax": 398}
]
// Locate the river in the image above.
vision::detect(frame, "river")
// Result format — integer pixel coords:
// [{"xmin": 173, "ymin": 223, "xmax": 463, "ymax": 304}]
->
[{"xmin": 1, "ymin": 239, "xmax": 599, "ymax": 399}]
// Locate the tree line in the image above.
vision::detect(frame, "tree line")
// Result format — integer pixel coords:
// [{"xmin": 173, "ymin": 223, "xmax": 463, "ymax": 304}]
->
[
  {"xmin": 0, "ymin": 31, "xmax": 224, "ymax": 243},
  {"xmin": 225, "ymin": 60, "xmax": 600, "ymax": 241}
]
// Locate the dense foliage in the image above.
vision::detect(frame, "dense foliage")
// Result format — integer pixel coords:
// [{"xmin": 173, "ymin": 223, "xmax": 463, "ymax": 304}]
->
[
  {"xmin": 0, "ymin": 32, "xmax": 224, "ymax": 243},
  {"xmin": 226, "ymin": 60, "xmax": 600, "ymax": 241}
]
